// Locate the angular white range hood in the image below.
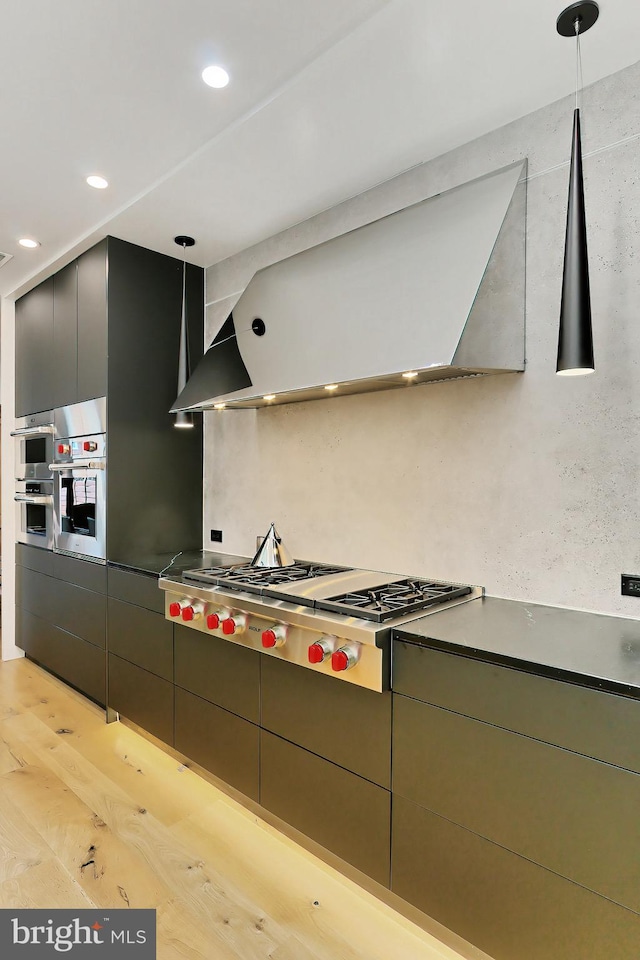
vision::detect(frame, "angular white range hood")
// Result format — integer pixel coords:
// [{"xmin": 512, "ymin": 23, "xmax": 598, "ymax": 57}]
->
[{"xmin": 172, "ymin": 160, "xmax": 527, "ymax": 411}]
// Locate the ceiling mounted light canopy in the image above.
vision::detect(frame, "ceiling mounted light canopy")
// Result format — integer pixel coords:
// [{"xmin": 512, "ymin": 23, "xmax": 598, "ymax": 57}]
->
[
  {"xmin": 556, "ymin": 1, "xmax": 599, "ymax": 376},
  {"xmin": 174, "ymin": 235, "xmax": 196, "ymax": 429},
  {"xmin": 18, "ymin": 238, "xmax": 40, "ymax": 249},
  {"xmin": 86, "ymin": 175, "xmax": 109, "ymax": 189},
  {"xmin": 202, "ymin": 65, "xmax": 230, "ymax": 88}
]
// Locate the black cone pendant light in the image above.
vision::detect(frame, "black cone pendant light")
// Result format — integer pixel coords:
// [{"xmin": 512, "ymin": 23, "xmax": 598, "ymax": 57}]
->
[
  {"xmin": 174, "ymin": 235, "xmax": 195, "ymax": 428},
  {"xmin": 556, "ymin": 1, "xmax": 599, "ymax": 376}
]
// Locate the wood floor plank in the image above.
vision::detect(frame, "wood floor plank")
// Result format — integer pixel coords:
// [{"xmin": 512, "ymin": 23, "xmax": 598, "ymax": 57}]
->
[
  {"xmin": 0, "ymin": 759, "xmax": 170, "ymax": 909},
  {"xmin": 0, "ymin": 858, "xmax": 94, "ymax": 909},
  {"xmin": 0, "ymin": 786, "xmax": 53, "ymax": 883}
]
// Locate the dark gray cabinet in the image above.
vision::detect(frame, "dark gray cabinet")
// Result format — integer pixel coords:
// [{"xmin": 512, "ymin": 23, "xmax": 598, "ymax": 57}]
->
[
  {"xmin": 108, "ymin": 654, "xmax": 174, "ymax": 746},
  {"xmin": 77, "ymin": 240, "xmax": 108, "ymax": 403},
  {"xmin": 15, "ymin": 276, "xmax": 54, "ymax": 416},
  {"xmin": 16, "ymin": 245, "xmax": 109, "ymax": 415},
  {"xmin": 391, "ymin": 638, "xmax": 640, "ymax": 960},
  {"xmin": 261, "ymin": 655, "xmax": 391, "ymax": 787},
  {"xmin": 52, "ymin": 262, "xmax": 78, "ymax": 409},
  {"xmin": 392, "ymin": 796, "xmax": 640, "ymax": 960},
  {"xmin": 16, "ymin": 544, "xmax": 106, "ymax": 704},
  {"xmin": 260, "ymin": 730, "xmax": 391, "ymax": 886},
  {"xmin": 174, "ymin": 624, "xmax": 260, "ymax": 723},
  {"xmin": 174, "ymin": 688, "xmax": 259, "ymax": 800},
  {"xmin": 105, "ymin": 567, "xmax": 174, "ymax": 743}
]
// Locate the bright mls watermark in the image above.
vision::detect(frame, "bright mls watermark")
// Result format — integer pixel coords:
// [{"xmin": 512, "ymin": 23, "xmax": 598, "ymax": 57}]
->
[{"xmin": 0, "ymin": 910, "xmax": 156, "ymax": 957}]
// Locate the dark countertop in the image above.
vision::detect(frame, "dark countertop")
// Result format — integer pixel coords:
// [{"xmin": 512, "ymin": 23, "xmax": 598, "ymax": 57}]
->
[
  {"xmin": 395, "ymin": 596, "xmax": 640, "ymax": 699},
  {"xmin": 108, "ymin": 549, "xmax": 249, "ymax": 578}
]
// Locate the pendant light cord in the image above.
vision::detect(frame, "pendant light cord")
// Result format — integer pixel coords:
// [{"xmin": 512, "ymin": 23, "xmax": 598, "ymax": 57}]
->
[{"xmin": 574, "ymin": 17, "xmax": 584, "ymax": 110}]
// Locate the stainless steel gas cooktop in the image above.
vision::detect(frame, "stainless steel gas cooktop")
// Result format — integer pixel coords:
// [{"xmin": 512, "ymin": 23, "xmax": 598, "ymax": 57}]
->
[{"xmin": 160, "ymin": 559, "xmax": 483, "ymax": 692}]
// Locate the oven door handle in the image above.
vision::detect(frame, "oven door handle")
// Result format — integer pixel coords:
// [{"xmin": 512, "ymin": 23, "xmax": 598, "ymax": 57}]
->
[
  {"xmin": 48, "ymin": 461, "xmax": 106, "ymax": 471},
  {"xmin": 14, "ymin": 493, "xmax": 54, "ymax": 505},
  {"xmin": 10, "ymin": 425, "xmax": 55, "ymax": 437}
]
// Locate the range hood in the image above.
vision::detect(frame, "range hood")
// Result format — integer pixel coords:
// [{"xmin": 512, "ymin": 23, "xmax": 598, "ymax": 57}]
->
[{"xmin": 172, "ymin": 160, "xmax": 527, "ymax": 412}]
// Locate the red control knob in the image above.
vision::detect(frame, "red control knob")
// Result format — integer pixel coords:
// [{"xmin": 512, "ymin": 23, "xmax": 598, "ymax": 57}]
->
[
  {"xmin": 308, "ymin": 643, "xmax": 325, "ymax": 664},
  {"xmin": 331, "ymin": 643, "xmax": 361, "ymax": 672},
  {"xmin": 207, "ymin": 613, "xmax": 220, "ymax": 630},
  {"xmin": 222, "ymin": 614, "xmax": 247, "ymax": 636},
  {"xmin": 307, "ymin": 636, "xmax": 335, "ymax": 663},
  {"xmin": 331, "ymin": 650, "xmax": 349, "ymax": 671},
  {"xmin": 57, "ymin": 443, "xmax": 69, "ymax": 455},
  {"xmin": 181, "ymin": 601, "xmax": 205, "ymax": 622},
  {"xmin": 262, "ymin": 624, "xmax": 286, "ymax": 648},
  {"xmin": 169, "ymin": 598, "xmax": 191, "ymax": 618},
  {"xmin": 83, "ymin": 440, "xmax": 98, "ymax": 452}
]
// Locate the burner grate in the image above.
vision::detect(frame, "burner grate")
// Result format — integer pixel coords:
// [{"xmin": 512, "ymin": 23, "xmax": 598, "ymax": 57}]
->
[
  {"xmin": 316, "ymin": 579, "xmax": 472, "ymax": 622},
  {"xmin": 182, "ymin": 561, "xmax": 350, "ymax": 592}
]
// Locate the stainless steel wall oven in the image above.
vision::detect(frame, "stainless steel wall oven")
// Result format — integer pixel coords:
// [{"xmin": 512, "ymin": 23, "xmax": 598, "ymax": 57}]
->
[
  {"xmin": 50, "ymin": 398, "xmax": 107, "ymax": 563},
  {"xmin": 12, "ymin": 411, "xmax": 55, "ymax": 549}
]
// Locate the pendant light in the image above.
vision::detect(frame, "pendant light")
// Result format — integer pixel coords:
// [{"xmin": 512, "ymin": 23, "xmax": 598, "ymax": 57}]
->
[
  {"xmin": 556, "ymin": 1, "xmax": 599, "ymax": 376},
  {"xmin": 174, "ymin": 235, "xmax": 195, "ymax": 428}
]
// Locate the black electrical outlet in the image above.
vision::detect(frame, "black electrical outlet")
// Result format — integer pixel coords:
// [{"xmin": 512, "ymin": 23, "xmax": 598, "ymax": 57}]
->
[
  {"xmin": 621, "ymin": 574, "xmax": 640, "ymax": 597},
  {"xmin": 210, "ymin": 529, "xmax": 223, "ymax": 543}
]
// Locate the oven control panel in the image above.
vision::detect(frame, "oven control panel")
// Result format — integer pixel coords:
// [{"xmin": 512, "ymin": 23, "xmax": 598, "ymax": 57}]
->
[{"xmin": 164, "ymin": 591, "xmax": 382, "ymax": 691}]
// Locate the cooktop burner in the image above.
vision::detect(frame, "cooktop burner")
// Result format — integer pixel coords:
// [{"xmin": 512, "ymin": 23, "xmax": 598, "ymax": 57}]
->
[
  {"xmin": 182, "ymin": 561, "xmax": 351, "ymax": 592},
  {"xmin": 316, "ymin": 579, "xmax": 473, "ymax": 622}
]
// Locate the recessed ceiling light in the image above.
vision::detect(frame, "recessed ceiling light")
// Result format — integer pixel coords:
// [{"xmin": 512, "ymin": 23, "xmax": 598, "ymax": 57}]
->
[
  {"xmin": 402, "ymin": 371, "xmax": 418, "ymax": 379},
  {"xmin": 263, "ymin": 394, "xmax": 276, "ymax": 402},
  {"xmin": 18, "ymin": 238, "xmax": 40, "ymax": 249},
  {"xmin": 324, "ymin": 384, "xmax": 339, "ymax": 391},
  {"xmin": 86, "ymin": 175, "xmax": 109, "ymax": 189},
  {"xmin": 202, "ymin": 65, "xmax": 230, "ymax": 88},
  {"xmin": 213, "ymin": 403, "xmax": 226, "ymax": 410}
]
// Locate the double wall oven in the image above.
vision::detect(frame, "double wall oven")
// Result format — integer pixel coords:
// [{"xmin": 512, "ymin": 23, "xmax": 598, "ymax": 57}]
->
[
  {"xmin": 13, "ymin": 398, "xmax": 107, "ymax": 563},
  {"xmin": 12, "ymin": 410, "xmax": 55, "ymax": 549}
]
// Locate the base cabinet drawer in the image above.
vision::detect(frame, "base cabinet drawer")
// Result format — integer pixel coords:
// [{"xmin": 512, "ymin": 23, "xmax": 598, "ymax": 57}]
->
[
  {"xmin": 392, "ymin": 797, "xmax": 640, "ymax": 960},
  {"xmin": 393, "ymin": 694, "xmax": 640, "ymax": 912},
  {"xmin": 260, "ymin": 731, "xmax": 390, "ymax": 886},
  {"xmin": 261, "ymin": 656, "xmax": 391, "ymax": 787},
  {"xmin": 174, "ymin": 688, "xmax": 259, "ymax": 801},
  {"xmin": 108, "ymin": 654, "xmax": 174, "ymax": 746},
  {"xmin": 18, "ymin": 608, "xmax": 105, "ymax": 705},
  {"xmin": 107, "ymin": 598, "xmax": 173, "ymax": 680},
  {"xmin": 174, "ymin": 626, "xmax": 259, "ymax": 723}
]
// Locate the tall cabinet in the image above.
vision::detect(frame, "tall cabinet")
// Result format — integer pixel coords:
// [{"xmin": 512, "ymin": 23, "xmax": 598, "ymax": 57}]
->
[{"xmin": 14, "ymin": 236, "xmax": 204, "ymax": 704}]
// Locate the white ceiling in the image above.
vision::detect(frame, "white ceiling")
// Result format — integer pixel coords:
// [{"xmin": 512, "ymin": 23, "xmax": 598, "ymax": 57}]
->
[{"xmin": 1, "ymin": 0, "xmax": 639, "ymax": 298}]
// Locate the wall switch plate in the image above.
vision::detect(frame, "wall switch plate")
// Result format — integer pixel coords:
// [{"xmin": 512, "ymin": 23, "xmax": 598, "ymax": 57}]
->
[
  {"xmin": 621, "ymin": 574, "xmax": 640, "ymax": 597},
  {"xmin": 210, "ymin": 529, "xmax": 223, "ymax": 543}
]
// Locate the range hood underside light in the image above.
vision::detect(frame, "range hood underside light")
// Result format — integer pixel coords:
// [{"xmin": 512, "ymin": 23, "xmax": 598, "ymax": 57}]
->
[{"xmin": 172, "ymin": 160, "xmax": 527, "ymax": 413}]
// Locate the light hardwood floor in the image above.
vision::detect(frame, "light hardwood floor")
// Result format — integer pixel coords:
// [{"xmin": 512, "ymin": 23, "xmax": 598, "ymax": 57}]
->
[{"xmin": 0, "ymin": 656, "xmax": 472, "ymax": 960}]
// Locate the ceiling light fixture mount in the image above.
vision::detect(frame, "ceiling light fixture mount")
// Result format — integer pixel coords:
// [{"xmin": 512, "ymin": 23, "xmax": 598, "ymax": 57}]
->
[
  {"xmin": 555, "ymin": 1, "xmax": 599, "ymax": 377},
  {"xmin": 174, "ymin": 235, "xmax": 196, "ymax": 429},
  {"xmin": 18, "ymin": 238, "xmax": 40, "ymax": 249}
]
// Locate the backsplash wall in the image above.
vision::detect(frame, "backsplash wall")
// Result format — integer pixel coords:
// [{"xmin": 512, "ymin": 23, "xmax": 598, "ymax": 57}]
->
[{"xmin": 204, "ymin": 60, "xmax": 640, "ymax": 617}]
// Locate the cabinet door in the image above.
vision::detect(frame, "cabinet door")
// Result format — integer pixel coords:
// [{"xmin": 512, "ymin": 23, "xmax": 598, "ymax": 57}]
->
[
  {"xmin": 175, "ymin": 688, "xmax": 259, "ymax": 800},
  {"xmin": 15, "ymin": 277, "xmax": 54, "ymax": 416},
  {"xmin": 108, "ymin": 654, "xmax": 174, "ymax": 746},
  {"xmin": 260, "ymin": 730, "xmax": 391, "ymax": 885},
  {"xmin": 77, "ymin": 240, "xmax": 107, "ymax": 402},
  {"xmin": 52, "ymin": 261, "xmax": 78, "ymax": 407}
]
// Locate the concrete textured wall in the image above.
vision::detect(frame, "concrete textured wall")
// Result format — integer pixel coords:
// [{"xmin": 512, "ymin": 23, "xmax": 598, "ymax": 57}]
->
[{"xmin": 204, "ymin": 61, "xmax": 640, "ymax": 618}]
